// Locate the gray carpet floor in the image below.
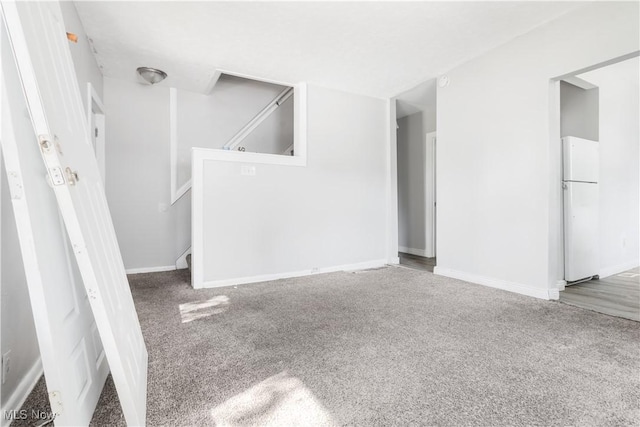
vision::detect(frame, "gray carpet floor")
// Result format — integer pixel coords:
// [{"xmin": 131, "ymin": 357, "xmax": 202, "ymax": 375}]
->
[{"xmin": 16, "ymin": 267, "xmax": 640, "ymax": 426}]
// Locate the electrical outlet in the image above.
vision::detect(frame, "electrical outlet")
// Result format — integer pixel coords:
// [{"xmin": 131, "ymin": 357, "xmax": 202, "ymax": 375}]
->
[
  {"xmin": 158, "ymin": 202, "xmax": 169, "ymax": 213},
  {"xmin": 2, "ymin": 350, "xmax": 11, "ymax": 384}
]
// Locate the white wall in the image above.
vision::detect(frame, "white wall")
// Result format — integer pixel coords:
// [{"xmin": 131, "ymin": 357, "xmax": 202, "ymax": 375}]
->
[
  {"xmin": 198, "ymin": 85, "xmax": 389, "ymax": 285},
  {"xmin": 104, "ymin": 78, "xmax": 191, "ymax": 271},
  {"xmin": 579, "ymin": 58, "xmax": 640, "ymax": 276},
  {"xmin": 435, "ymin": 2, "xmax": 639, "ymax": 299},
  {"xmin": 560, "ymin": 81, "xmax": 599, "ymax": 141},
  {"xmin": 396, "ymin": 110, "xmax": 436, "ymax": 255},
  {"xmin": 106, "ymin": 74, "xmax": 296, "ymax": 271},
  {"xmin": 59, "ymin": 0, "xmax": 103, "ymax": 109}
]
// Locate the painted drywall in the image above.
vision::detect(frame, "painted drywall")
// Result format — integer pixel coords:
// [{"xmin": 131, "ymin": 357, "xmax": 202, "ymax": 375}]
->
[
  {"xmin": 397, "ymin": 113, "xmax": 426, "ymax": 253},
  {"xmin": 397, "ymin": 110, "xmax": 436, "ymax": 255},
  {"xmin": 0, "ymin": 22, "xmax": 41, "ymax": 416},
  {"xmin": 175, "ymin": 75, "xmax": 293, "ymax": 189},
  {"xmin": 106, "ymin": 75, "xmax": 297, "ymax": 270},
  {"xmin": 59, "ymin": 0, "xmax": 103, "ymax": 109},
  {"xmin": 435, "ymin": 2, "xmax": 639, "ymax": 298},
  {"xmin": 103, "ymin": 77, "xmax": 190, "ymax": 271},
  {"xmin": 199, "ymin": 85, "xmax": 388, "ymax": 284},
  {"xmin": 578, "ymin": 58, "xmax": 640, "ymax": 276},
  {"xmin": 560, "ymin": 81, "xmax": 599, "ymax": 141}
]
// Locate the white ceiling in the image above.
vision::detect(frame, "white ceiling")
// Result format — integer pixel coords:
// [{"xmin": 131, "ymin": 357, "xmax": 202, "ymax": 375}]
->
[{"xmin": 74, "ymin": 1, "xmax": 584, "ymax": 98}]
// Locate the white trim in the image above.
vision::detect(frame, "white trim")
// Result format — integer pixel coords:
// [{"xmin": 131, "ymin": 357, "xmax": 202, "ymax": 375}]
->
[
  {"xmin": 176, "ymin": 246, "xmax": 191, "ymax": 269},
  {"xmin": 0, "ymin": 358, "xmax": 43, "ymax": 427},
  {"xmin": 386, "ymin": 99, "xmax": 399, "ymax": 264},
  {"xmin": 557, "ymin": 280, "xmax": 567, "ymax": 291},
  {"xmin": 169, "ymin": 87, "xmax": 181, "ymax": 204},
  {"xmin": 434, "ymin": 266, "xmax": 559, "ymax": 300},
  {"xmin": 293, "ymin": 82, "xmax": 308, "ymax": 162},
  {"xmin": 600, "ymin": 260, "xmax": 639, "ymax": 279},
  {"xmin": 561, "ymin": 76, "xmax": 598, "ymax": 90},
  {"xmin": 191, "ymin": 148, "xmax": 204, "ymax": 288},
  {"xmin": 426, "ymin": 131, "xmax": 437, "ymax": 258},
  {"xmin": 198, "ymin": 259, "xmax": 389, "ymax": 289},
  {"xmin": 173, "ymin": 179, "xmax": 191, "ymax": 204},
  {"xmin": 125, "ymin": 265, "xmax": 176, "ymax": 275},
  {"xmin": 86, "ymin": 83, "xmax": 105, "ymax": 184},
  {"xmin": 548, "ymin": 79, "xmax": 565, "ymax": 290},
  {"xmin": 398, "ymin": 246, "xmax": 430, "ymax": 257},
  {"xmin": 192, "ymin": 147, "xmax": 307, "ymax": 167}
]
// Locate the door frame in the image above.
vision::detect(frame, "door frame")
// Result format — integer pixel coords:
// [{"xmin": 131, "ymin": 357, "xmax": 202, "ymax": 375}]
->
[
  {"xmin": 87, "ymin": 82, "xmax": 105, "ymax": 183},
  {"xmin": 549, "ymin": 51, "xmax": 640, "ymax": 291},
  {"xmin": 425, "ymin": 131, "xmax": 437, "ymax": 258}
]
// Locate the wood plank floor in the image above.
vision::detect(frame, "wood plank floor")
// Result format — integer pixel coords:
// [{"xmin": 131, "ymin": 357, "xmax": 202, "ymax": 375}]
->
[
  {"xmin": 399, "ymin": 252, "xmax": 436, "ymax": 273},
  {"xmin": 560, "ymin": 267, "xmax": 640, "ymax": 321}
]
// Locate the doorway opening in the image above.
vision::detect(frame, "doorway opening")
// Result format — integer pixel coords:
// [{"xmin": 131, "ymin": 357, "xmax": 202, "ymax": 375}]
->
[
  {"xmin": 553, "ymin": 54, "xmax": 639, "ymax": 321},
  {"xmin": 395, "ymin": 78, "xmax": 437, "ymax": 272}
]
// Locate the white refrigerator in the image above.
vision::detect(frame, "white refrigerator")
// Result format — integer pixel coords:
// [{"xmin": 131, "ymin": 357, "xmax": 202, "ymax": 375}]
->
[{"xmin": 563, "ymin": 136, "xmax": 599, "ymax": 283}]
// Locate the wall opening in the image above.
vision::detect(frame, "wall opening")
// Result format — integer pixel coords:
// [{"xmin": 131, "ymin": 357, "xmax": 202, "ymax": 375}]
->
[
  {"xmin": 551, "ymin": 54, "xmax": 639, "ymax": 320},
  {"xmin": 170, "ymin": 72, "xmax": 305, "ymax": 204},
  {"xmin": 394, "ymin": 77, "xmax": 437, "ymax": 271}
]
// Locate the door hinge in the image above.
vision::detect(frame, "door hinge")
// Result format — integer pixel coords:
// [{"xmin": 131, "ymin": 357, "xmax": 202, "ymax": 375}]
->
[
  {"xmin": 38, "ymin": 135, "xmax": 52, "ymax": 154},
  {"xmin": 65, "ymin": 167, "xmax": 79, "ymax": 185}
]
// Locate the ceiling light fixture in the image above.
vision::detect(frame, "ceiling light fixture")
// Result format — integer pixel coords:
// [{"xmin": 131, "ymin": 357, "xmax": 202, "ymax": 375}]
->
[{"xmin": 137, "ymin": 67, "xmax": 167, "ymax": 85}]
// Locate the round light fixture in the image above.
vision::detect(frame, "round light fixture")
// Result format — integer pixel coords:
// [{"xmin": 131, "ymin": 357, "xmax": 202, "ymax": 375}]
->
[{"xmin": 136, "ymin": 67, "xmax": 167, "ymax": 85}]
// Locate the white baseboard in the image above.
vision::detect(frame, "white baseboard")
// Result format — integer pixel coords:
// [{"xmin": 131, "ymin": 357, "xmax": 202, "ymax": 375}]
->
[
  {"xmin": 398, "ymin": 246, "xmax": 432, "ymax": 257},
  {"xmin": 388, "ymin": 256, "xmax": 400, "ymax": 265},
  {"xmin": 600, "ymin": 260, "xmax": 639, "ymax": 279},
  {"xmin": 1, "ymin": 358, "xmax": 43, "ymax": 427},
  {"xmin": 556, "ymin": 280, "xmax": 567, "ymax": 292},
  {"xmin": 175, "ymin": 246, "xmax": 192, "ymax": 269},
  {"xmin": 125, "ymin": 265, "xmax": 176, "ymax": 275},
  {"xmin": 198, "ymin": 259, "xmax": 388, "ymax": 289},
  {"xmin": 434, "ymin": 266, "xmax": 558, "ymax": 300}
]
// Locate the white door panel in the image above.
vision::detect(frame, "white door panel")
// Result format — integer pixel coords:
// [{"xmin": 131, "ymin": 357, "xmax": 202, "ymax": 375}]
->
[
  {"xmin": 1, "ymin": 20, "xmax": 108, "ymax": 425},
  {"xmin": 2, "ymin": 1, "xmax": 147, "ymax": 425}
]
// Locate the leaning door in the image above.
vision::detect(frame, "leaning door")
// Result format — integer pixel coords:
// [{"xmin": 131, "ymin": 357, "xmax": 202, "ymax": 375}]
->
[
  {"xmin": 1, "ymin": 20, "xmax": 109, "ymax": 425},
  {"xmin": 1, "ymin": 1, "xmax": 148, "ymax": 425}
]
